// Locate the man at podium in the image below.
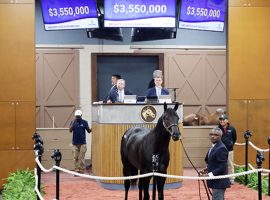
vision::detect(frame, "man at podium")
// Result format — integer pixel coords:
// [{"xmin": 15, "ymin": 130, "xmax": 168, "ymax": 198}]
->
[
  {"xmin": 147, "ymin": 76, "xmax": 169, "ymax": 97},
  {"xmin": 107, "ymin": 79, "xmax": 133, "ymax": 103}
]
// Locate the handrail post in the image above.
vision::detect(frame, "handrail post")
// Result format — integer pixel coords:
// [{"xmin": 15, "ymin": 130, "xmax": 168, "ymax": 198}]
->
[
  {"xmin": 33, "ymin": 133, "xmax": 44, "ymax": 200},
  {"xmin": 256, "ymin": 151, "xmax": 264, "ymax": 200},
  {"xmin": 51, "ymin": 149, "xmax": 62, "ymax": 200},
  {"xmin": 152, "ymin": 154, "xmax": 159, "ymax": 200},
  {"xmin": 267, "ymin": 136, "xmax": 270, "ymax": 196},
  {"xmin": 244, "ymin": 130, "xmax": 252, "ymax": 185}
]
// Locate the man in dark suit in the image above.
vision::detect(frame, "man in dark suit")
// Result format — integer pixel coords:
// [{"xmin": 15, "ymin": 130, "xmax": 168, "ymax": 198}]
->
[
  {"xmin": 104, "ymin": 74, "xmax": 121, "ymax": 102},
  {"xmin": 148, "ymin": 69, "xmax": 163, "ymax": 89},
  {"xmin": 199, "ymin": 127, "xmax": 231, "ymax": 200},
  {"xmin": 107, "ymin": 79, "xmax": 132, "ymax": 103},
  {"xmin": 147, "ymin": 76, "xmax": 169, "ymax": 97}
]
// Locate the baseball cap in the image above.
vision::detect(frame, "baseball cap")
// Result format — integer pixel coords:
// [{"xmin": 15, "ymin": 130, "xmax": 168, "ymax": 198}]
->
[
  {"xmin": 219, "ymin": 114, "xmax": 228, "ymax": 120},
  {"xmin": 74, "ymin": 109, "xmax": 82, "ymax": 116}
]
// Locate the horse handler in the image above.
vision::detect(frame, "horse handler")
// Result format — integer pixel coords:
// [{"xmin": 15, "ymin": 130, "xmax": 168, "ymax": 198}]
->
[
  {"xmin": 199, "ymin": 127, "xmax": 231, "ymax": 200},
  {"xmin": 69, "ymin": 109, "xmax": 91, "ymax": 174}
]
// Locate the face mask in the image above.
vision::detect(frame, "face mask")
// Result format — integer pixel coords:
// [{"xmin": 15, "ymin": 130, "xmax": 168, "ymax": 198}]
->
[{"xmin": 76, "ymin": 116, "xmax": 82, "ymax": 121}]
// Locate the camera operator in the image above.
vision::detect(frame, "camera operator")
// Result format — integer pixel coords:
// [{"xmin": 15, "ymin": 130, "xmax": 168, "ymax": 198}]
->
[
  {"xmin": 69, "ymin": 109, "xmax": 91, "ymax": 174},
  {"xmin": 218, "ymin": 114, "xmax": 237, "ymax": 185}
]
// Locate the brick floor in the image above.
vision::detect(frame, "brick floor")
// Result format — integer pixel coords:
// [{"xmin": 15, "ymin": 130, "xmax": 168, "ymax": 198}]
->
[{"xmin": 42, "ymin": 168, "xmax": 270, "ymax": 200}]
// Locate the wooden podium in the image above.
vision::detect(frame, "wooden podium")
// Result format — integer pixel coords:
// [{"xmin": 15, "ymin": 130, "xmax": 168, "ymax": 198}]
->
[{"xmin": 92, "ymin": 103, "xmax": 184, "ymax": 189}]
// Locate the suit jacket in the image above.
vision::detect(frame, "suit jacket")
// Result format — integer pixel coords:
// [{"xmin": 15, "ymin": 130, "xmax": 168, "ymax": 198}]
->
[
  {"xmin": 104, "ymin": 85, "xmax": 117, "ymax": 102},
  {"xmin": 107, "ymin": 88, "xmax": 132, "ymax": 103},
  {"xmin": 148, "ymin": 79, "xmax": 155, "ymax": 89},
  {"xmin": 146, "ymin": 87, "xmax": 169, "ymax": 97},
  {"xmin": 205, "ymin": 141, "xmax": 231, "ymax": 189}
]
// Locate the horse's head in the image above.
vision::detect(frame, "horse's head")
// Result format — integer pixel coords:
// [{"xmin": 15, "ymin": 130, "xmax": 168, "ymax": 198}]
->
[{"xmin": 162, "ymin": 102, "xmax": 181, "ymax": 141}]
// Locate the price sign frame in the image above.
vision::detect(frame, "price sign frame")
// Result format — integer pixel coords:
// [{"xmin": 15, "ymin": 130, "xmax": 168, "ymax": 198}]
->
[
  {"xmin": 104, "ymin": 0, "xmax": 176, "ymax": 28},
  {"xmin": 40, "ymin": 0, "xmax": 99, "ymax": 30},
  {"xmin": 179, "ymin": 0, "xmax": 227, "ymax": 32}
]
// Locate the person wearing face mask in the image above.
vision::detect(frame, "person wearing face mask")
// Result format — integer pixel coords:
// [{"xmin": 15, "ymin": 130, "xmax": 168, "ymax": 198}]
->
[{"xmin": 69, "ymin": 109, "xmax": 91, "ymax": 174}]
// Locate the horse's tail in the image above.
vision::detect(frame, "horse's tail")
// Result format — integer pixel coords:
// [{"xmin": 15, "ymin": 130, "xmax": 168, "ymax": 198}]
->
[{"xmin": 130, "ymin": 166, "xmax": 138, "ymax": 185}]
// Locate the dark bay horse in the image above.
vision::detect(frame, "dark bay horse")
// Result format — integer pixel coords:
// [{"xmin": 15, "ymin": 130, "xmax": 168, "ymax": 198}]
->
[{"xmin": 120, "ymin": 103, "xmax": 181, "ymax": 200}]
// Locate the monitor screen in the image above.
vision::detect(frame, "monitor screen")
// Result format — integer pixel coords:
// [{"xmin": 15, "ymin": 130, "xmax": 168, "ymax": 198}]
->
[
  {"xmin": 87, "ymin": 27, "xmax": 124, "ymax": 41},
  {"xmin": 40, "ymin": 0, "xmax": 99, "ymax": 30},
  {"xmin": 131, "ymin": 28, "xmax": 177, "ymax": 42},
  {"xmin": 179, "ymin": 0, "xmax": 227, "ymax": 32},
  {"xmin": 104, "ymin": 0, "xmax": 176, "ymax": 28}
]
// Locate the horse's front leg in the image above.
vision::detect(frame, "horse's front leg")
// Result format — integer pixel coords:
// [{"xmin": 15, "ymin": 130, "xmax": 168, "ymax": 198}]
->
[
  {"xmin": 122, "ymin": 164, "xmax": 131, "ymax": 200},
  {"xmin": 141, "ymin": 176, "xmax": 151, "ymax": 200},
  {"xmin": 138, "ymin": 177, "xmax": 143, "ymax": 200},
  {"xmin": 156, "ymin": 176, "xmax": 166, "ymax": 200},
  {"xmin": 124, "ymin": 179, "xmax": 130, "ymax": 200}
]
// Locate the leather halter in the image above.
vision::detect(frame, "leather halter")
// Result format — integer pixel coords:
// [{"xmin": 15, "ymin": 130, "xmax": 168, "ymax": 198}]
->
[{"xmin": 162, "ymin": 121, "xmax": 179, "ymax": 136}]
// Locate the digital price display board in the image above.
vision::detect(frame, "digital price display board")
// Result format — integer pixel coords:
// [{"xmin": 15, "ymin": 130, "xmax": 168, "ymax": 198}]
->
[
  {"xmin": 104, "ymin": 0, "xmax": 176, "ymax": 28},
  {"xmin": 179, "ymin": 0, "xmax": 227, "ymax": 32},
  {"xmin": 40, "ymin": 0, "xmax": 99, "ymax": 30}
]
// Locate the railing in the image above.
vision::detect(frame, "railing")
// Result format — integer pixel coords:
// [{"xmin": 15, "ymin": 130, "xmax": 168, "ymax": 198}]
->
[{"xmin": 33, "ymin": 131, "xmax": 270, "ymax": 200}]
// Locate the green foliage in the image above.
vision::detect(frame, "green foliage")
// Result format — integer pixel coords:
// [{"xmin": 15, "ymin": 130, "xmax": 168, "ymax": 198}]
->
[
  {"xmin": 2, "ymin": 169, "xmax": 43, "ymax": 200},
  {"xmin": 235, "ymin": 166, "xmax": 269, "ymax": 195}
]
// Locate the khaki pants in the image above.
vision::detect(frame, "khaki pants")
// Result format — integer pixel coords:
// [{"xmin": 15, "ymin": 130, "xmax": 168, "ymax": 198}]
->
[
  {"xmin": 72, "ymin": 144, "xmax": 87, "ymax": 173},
  {"xmin": 228, "ymin": 151, "xmax": 234, "ymax": 181}
]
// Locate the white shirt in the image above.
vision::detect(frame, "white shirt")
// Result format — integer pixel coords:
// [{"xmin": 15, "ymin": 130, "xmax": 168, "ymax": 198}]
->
[
  {"xmin": 118, "ymin": 90, "xmax": 124, "ymax": 102},
  {"xmin": 155, "ymin": 87, "xmax": 162, "ymax": 96}
]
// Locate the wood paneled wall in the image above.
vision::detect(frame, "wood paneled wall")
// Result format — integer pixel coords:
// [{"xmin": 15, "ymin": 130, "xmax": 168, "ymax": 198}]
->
[
  {"xmin": 228, "ymin": 0, "xmax": 270, "ymax": 167},
  {"xmin": 165, "ymin": 50, "xmax": 226, "ymax": 116},
  {"xmin": 228, "ymin": 1, "xmax": 270, "ymax": 99},
  {"xmin": 38, "ymin": 129, "xmax": 74, "ymax": 169},
  {"xmin": 0, "ymin": 1, "xmax": 35, "ymax": 101},
  {"xmin": 136, "ymin": 49, "xmax": 227, "ymax": 116},
  {"xmin": 0, "ymin": 0, "xmax": 35, "ymax": 188},
  {"xmin": 36, "ymin": 49, "xmax": 79, "ymax": 128},
  {"xmin": 183, "ymin": 127, "xmax": 212, "ymax": 167}
]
